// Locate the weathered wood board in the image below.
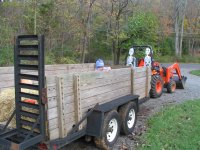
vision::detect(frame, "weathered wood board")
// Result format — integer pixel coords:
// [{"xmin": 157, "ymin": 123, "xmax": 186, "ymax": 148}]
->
[
  {"xmin": 46, "ymin": 66, "xmax": 151, "ymax": 140},
  {"xmin": 0, "ymin": 63, "xmax": 95, "ymax": 91}
]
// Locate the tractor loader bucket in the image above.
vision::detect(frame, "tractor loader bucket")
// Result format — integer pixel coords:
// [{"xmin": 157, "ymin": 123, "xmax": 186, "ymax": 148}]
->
[{"xmin": 174, "ymin": 76, "xmax": 187, "ymax": 89}]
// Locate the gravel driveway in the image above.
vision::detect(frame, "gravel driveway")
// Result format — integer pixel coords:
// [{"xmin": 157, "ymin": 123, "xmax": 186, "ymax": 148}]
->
[{"xmin": 64, "ymin": 63, "xmax": 200, "ymax": 150}]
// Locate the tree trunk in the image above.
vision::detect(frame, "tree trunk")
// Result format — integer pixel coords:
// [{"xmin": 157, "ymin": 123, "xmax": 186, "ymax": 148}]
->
[
  {"xmin": 112, "ymin": 40, "xmax": 116, "ymax": 65},
  {"xmin": 188, "ymin": 38, "xmax": 191, "ymax": 56},
  {"xmin": 116, "ymin": 47, "xmax": 121, "ymax": 65},
  {"xmin": 81, "ymin": 31, "xmax": 87, "ymax": 63},
  {"xmin": 191, "ymin": 39, "xmax": 195, "ymax": 56},
  {"xmin": 175, "ymin": 16, "xmax": 179, "ymax": 56},
  {"xmin": 179, "ymin": 18, "xmax": 184, "ymax": 57},
  {"xmin": 34, "ymin": 0, "xmax": 37, "ymax": 35},
  {"xmin": 179, "ymin": 0, "xmax": 187, "ymax": 57}
]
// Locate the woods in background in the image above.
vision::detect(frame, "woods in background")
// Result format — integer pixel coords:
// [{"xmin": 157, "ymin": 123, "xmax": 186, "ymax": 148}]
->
[{"xmin": 0, "ymin": 0, "xmax": 200, "ymax": 66}]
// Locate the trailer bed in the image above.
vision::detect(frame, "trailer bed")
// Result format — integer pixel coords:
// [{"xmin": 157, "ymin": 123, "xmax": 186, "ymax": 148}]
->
[{"xmin": 45, "ymin": 66, "xmax": 151, "ymax": 140}]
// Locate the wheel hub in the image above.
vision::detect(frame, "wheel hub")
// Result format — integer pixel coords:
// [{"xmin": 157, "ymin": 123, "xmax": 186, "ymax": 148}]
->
[
  {"xmin": 172, "ymin": 82, "xmax": 176, "ymax": 91},
  {"xmin": 156, "ymin": 80, "xmax": 162, "ymax": 93},
  {"xmin": 106, "ymin": 118, "xmax": 118, "ymax": 142},
  {"xmin": 127, "ymin": 109, "xmax": 135, "ymax": 128}
]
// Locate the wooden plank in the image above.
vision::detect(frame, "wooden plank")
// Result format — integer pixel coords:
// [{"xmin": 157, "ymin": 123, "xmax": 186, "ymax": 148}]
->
[
  {"xmin": 64, "ymin": 122, "xmax": 76, "ymax": 134},
  {"xmin": 47, "ymin": 103, "xmax": 75, "ymax": 120},
  {"xmin": 48, "ymin": 118, "xmax": 58, "ymax": 130},
  {"xmin": 71, "ymin": 88, "xmax": 130, "ymax": 132},
  {"xmin": 132, "ymin": 69, "xmax": 135, "ymax": 95},
  {"xmin": 48, "ymin": 94, "xmax": 74, "ymax": 109},
  {"xmin": 56, "ymin": 77, "xmax": 66, "ymax": 138},
  {"xmin": 145, "ymin": 67, "xmax": 149, "ymax": 97},
  {"xmin": 0, "ymin": 74, "xmax": 14, "ymax": 81},
  {"xmin": 47, "ymin": 85, "xmax": 57, "ymax": 98},
  {"xmin": 133, "ymin": 83, "xmax": 146, "ymax": 90},
  {"xmin": 134, "ymin": 77, "xmax": 147, "ymax": 84},
  {"xmin": 48, "ymin": 112, "xmax": 75, "ymax": 131},
  {"xmin": 73, "ymin": 74, "xmax": 82, "ymax": 130},
  {"xmin": 133, "ymin": 71, "xmax": 147, "ymax": 79},
  {"xmin": 134, "ymin": 87, "xmax": 146, "ymax": 95},
  {"xmin": 47, "ymin": 87, "xmax": 131, "ymax": 133},
  {"xmin": 82, "ymin": 90, "xmax": 131, "ymax": 114},
  {"xmin": 45, "ymin": 63, "xmax": 94, "ymax": 71},
  {"xmin": 49, "ymin": 128, "xmax": 59, "ymax": 140},
  {"xmin": 81, "ymin": 75, "xmax": 131, "ymax": 91},
  {"xmin": 46, "ymin": 74, "xmax": 73, "ymax": 86},
  {"xmin": 47, "ymin": 107, "xmax": 58, "ymax": 120},
  {"xmin": 0, "ymin": 63, "xmax": 94, "ymax": 80},
  {"xmin": 47, "ymin": 84, "xmax": 73, "ymax": 98},
  {"xmin": 0, "ymin": 66, "xmax": 14, "ymax": 74},
  {"xmin": 82, "ymin": 86, "xmax": 131, "ymax": 109},
  {"xmin": 80, "ymin": 68, "xmax": 131, "ymax": 84},
  {"xmin": 0, "ymin": 80, "xmax": 14, "ymax": 89},
  {"xmin": 47, "ymin": 96, "xmax": 57, "ymax": 109},
  {"xmin": 133, "ymin": 67, "xmax": 148, "ymax": 73},
  {"xmin": 81, "ymin": 80, "xmax": 131, "ymax": 100}
]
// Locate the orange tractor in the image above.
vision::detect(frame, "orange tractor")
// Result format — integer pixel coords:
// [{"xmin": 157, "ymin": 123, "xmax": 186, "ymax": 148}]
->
[{"xmin": 126, "ymin": 45, "xmax": 187, "ymax": 98}]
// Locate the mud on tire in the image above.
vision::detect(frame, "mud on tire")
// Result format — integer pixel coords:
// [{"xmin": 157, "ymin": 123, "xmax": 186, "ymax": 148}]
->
[
  {"xmin": 150, "ymin": 75, "xmax": 164, "ymax": 98},
  {"xmin": 94, "ymin": 110, "xmax": 120, "ymax": 150},
  {"xmin": 119, "ymin": 102, "xmax": 137, "ymax": 135}
]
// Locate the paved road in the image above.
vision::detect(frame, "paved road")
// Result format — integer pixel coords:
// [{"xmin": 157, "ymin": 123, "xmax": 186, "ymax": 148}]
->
[{"xmin": 64, "ymin": 63, "xmax": 200, "ymax": 150}]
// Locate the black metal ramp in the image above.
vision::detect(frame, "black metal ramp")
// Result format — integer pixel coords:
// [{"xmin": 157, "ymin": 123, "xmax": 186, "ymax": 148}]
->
[{"xmin": 0, "ymin": 35, "xmax": 46, "ymax": 150}]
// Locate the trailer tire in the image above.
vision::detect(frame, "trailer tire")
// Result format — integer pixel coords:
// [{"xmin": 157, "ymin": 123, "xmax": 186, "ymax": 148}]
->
[
  {"xmin": 94, "ymin": 110, "xmax": 120, "ymax": 150},
  {"xmin": 150, "ymin": 75, "xmax": 163, "ymax": 98},
  {"xmin": 167, "ymin": 79, "xmax": 176, "ymax": 93},
  {"xmin": 119, "ymin": 102, "xmax": 137, "ymax": 135}
]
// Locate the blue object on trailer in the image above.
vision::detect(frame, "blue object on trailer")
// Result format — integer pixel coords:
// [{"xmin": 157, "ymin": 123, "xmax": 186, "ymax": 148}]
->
[{"xmin": 96, "ymin": 59, "xmax": 104, "ymax": 68}]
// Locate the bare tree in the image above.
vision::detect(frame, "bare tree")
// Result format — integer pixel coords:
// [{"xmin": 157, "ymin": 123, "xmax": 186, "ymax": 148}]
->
[
  {"xmin": 79, "ymin": 0, "xmax": 96, "ymax": 63},
  {"xmin": 174, "ymin": 0, "xmax": 187, "ymax": 57}
]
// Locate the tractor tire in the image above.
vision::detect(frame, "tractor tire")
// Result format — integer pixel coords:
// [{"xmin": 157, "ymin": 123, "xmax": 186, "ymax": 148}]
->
[
  {"xmin": 94, "ymin": 110, "xmax": 120, "ymax": 150},
  {"xmin": 150, "ymin": 75, "xmax": 163, "ymax": 98},
  {"xmin": 167, "ymin": 79, "xmax": 176, "ymax": 93},
  {"xmin": 119, "ymin": 102, "xmax": 137, "ymax": 135}
]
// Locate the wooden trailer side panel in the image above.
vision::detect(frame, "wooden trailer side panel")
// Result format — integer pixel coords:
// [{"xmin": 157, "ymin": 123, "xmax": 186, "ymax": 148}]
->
[
  {"xmin": 0, "ymin": 63, "xmax": 94, "ymax": 91},
  {"xmin": 46, "ymin": 67, "xmax": 151, "ymax": 140},
  {"xmin": 132, "ymin": 67, "xmax": 151, "ymax": 98}
]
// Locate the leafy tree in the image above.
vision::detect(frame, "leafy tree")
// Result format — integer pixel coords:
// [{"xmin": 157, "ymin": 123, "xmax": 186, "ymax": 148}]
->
[{"xmin": 119, "ymin": 11, "xmax": 159, "ymax": 58}]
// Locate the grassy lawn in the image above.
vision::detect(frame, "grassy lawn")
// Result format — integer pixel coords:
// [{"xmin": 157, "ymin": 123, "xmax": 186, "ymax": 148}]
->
[
  {"xmin": 190, "ymin": 70, "xmax": 200, "ymax": 76},
  {"xmin": 138, "ymin": 100, "xmax": 200, "ymax": 150}
]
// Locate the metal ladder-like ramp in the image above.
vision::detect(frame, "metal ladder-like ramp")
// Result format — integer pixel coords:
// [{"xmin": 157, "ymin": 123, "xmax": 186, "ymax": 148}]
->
[{"xmin": 0, "ymin": 35, "xmax": 46, "ymax": 150}]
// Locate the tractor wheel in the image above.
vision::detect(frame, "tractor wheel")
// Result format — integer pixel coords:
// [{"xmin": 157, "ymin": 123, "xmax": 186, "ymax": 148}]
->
[
  {"xmin": 94, "ymin": 110, "xmax": 120, "ymax": 150},
  {"xmin": 167, "ymin": 79, "xmax": 176, "ymax": 93},
  {"xmin": 119, "ymin": 102, "xmax": 137, "ymax": 135},
  {"xmin": 150, "ymin": 75, "xmax": 163, "ymax": 98}
]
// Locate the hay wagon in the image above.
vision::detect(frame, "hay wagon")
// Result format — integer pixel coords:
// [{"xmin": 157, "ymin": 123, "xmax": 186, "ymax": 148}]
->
[{"xmin": 0, "ymin": 35, "xmax": 151, "ymax": 150}]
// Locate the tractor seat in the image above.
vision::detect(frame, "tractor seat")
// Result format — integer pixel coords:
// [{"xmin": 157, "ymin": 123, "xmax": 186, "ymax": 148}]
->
[{"xmin": 138, "ymin": 59, "xmax": 144, "ymax": 67}]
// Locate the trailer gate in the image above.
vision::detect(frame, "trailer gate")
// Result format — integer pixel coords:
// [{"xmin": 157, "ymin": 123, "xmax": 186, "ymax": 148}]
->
[{"xmin": 0, "ymin": 35, "xmax": 45, "ymax": 150}]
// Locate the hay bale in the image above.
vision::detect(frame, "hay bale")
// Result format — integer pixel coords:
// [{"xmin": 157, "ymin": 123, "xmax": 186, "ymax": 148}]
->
[
  {"xmin": 0, "ymin": 88, "xmax": 38, "ymax": 128},
  {"xmin": 0, "ymin": 88, "xmax": 15, "ymax": 122}
]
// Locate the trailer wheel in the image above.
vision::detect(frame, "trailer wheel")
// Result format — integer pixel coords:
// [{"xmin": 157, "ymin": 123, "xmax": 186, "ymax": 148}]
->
[
  {"xmin": 119, "ymin": 102, "xmax": 137, "ymax": 135},
  {"xmin": 150, "ymin": 75, "xmax": 163, "ymax": 98},
  {"xmin": 94, "ymin": 110, "xmax": 120, "ymax": 150},
  {"xmin": 167, "ymin": 79, "xmax": 176, "ymax": 93}
]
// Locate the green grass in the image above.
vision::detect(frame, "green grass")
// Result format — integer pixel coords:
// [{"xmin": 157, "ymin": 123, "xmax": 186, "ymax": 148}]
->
[
  {"xmin": 138, "ymin": 100, "xmax": 200, "ymax": 150},
  {"xmin": 190, "ymin": 70, "xmax": 200, "ymax": 76}
]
